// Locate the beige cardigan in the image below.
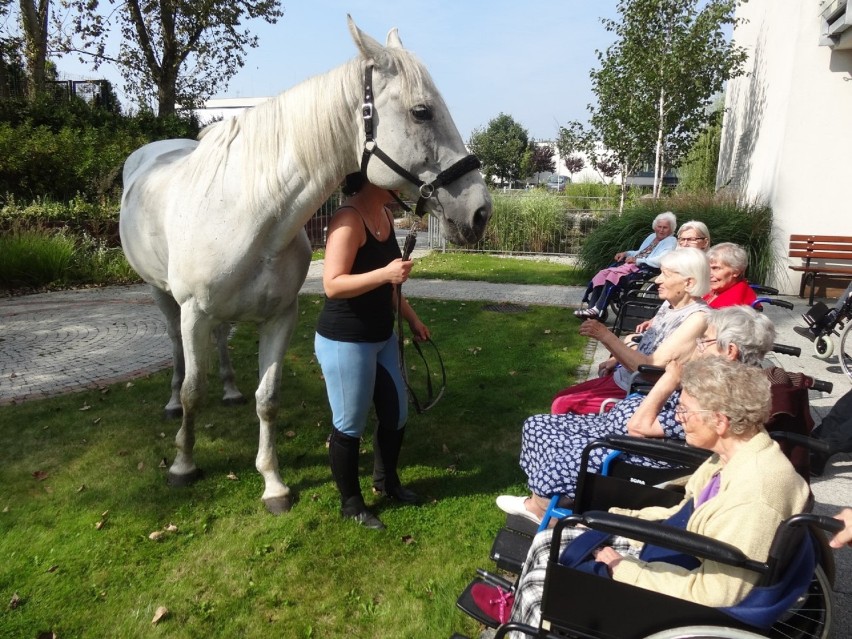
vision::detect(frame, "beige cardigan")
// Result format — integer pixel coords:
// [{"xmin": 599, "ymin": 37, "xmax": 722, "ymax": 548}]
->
[{"xmin": 610, "ymin": 430, "xmax": 810, "ymax": 607}]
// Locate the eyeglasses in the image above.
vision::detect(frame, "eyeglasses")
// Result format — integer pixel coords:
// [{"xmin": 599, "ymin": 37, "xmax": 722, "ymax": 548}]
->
[
  {"xmin": 695, "ymin": 337, "xmax": 717, "ymax": 352},
  {"xmin": 674, "ymin": 406, "xmax": 715, "ymax": 419},
  {"xmin": 678, "ymin": 236, "xmax": 707, "ymax": 244}
]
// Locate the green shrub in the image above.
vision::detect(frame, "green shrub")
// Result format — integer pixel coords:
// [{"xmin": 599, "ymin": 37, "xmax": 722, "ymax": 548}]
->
[
  {"xmin": 0, "ymin": 197, "xmax": 119, "ymax": 246},
  {"xmin": 578, "ymin": 194, "xmax": 776, "ymax": 284},
  {"xmin": 462, "ymin": 191, "xmax": 619, "ymax": 255},
  {"xmin": 0, "ymin": 227, "xmax": 77, "ymax": 290}
]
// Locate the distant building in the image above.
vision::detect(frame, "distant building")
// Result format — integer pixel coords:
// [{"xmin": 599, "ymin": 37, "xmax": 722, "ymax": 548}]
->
[{"xmin": 718, "ymin": 0, "xmax": 852, "ymax": 293}]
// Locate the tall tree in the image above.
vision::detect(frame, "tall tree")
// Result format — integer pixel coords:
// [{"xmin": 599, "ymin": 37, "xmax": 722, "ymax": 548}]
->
[
  {"xmin": 598, "ymin": 0, "xmax": 747, "ymax": 197},
  {"xmin": 521, "ymin": 140, "xmax": 555, "ymax": 184},
  {"xmin": 61, "ymin": 0, "xmax": 283, "ymax": 116},
  {"xmin": 18, "ymin": 0, "xmax": 49, "ymax": 97},
  {"xmin": 468, "ymin": 113, "xmax": 529, "ymax": 187}
]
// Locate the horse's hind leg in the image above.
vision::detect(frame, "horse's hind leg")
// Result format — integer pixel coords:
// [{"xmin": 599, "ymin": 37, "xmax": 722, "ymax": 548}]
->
[
  {"xmin": 212, "ymin": 322, "xmax": 247, "ymax": 406},
  {"xmin": 168, "ymin": 302, "xmax": 213, "ymax": 486},
  {"xmin": 254, "ymin": 305, "xmax": 299, "ymax": 514},
  {"xmin": 151, "ymin": 287, "xmax": 184, "ymax": 419}
]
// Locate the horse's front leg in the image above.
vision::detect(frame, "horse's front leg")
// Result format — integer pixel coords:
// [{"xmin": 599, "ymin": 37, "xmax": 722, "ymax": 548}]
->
[
  {"xmin": 212, "ymin": 322, "xmax": 247, "ymax": 406},
  {"xmin": 168, "ymin": 303, "xmax": 213, "ymax": 486},
  {"xmin": 255, "ymin": 304, "xmax": 299, "ymax": 514}
]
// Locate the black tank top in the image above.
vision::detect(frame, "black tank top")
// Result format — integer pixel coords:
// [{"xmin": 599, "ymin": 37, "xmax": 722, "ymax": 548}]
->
[{"xmin": 316, "ymin": 219, "xmax": 402, "ymax": 343}]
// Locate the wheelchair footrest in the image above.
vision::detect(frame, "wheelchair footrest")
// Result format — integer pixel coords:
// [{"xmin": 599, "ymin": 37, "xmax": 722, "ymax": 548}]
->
[
  {"xmin": 456, "ymin": 577, "xmax": 509, "ymax": 629},
  {"xmin": 491, "ymin": 526, "xmax": 534, "ymax": 575}
]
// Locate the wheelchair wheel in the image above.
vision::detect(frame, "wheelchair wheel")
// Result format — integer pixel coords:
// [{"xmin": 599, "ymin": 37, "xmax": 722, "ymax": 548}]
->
[
  {"xmin": 813, "ymin": 335, "xmax": 834, "ymax": 359},
  {"xmin": 840, "ymin": 323, "xmax": 852, "ymax": 381},
  {"xmin": 769, "ymin": 564, "xmax": 833, "ymax": 639},
  {"xmin": 643, "ymin": 626, "xmax": 765, "ymax": 638}
]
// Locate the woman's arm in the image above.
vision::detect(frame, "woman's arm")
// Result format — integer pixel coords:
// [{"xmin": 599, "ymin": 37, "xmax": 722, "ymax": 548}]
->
[
  {"xmin": 322, "ymin": 209, "xmax": 411, "ymax": 299},
  {"xmin": 636, "ymin": 236, "xmax": 677, "ymax": 269},
  {"xmin": 398, "ymin": 294, "xmax": 430, "ymax": 341},
  {"xmin": 625, "ymin": 361, "xmax": 683, "ymax": 437},
  {"xmin": 579, "ymin": 312, "xmax": 706, "ymax": 374}
]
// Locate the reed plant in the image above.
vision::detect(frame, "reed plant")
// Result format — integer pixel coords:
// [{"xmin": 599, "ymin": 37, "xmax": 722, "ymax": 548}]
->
[{"xmin": 0, "ymin": 227, "xmax": 77, "ymax": 291}]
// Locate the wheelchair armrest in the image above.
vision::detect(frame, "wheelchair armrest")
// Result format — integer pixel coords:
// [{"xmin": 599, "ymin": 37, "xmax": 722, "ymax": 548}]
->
[
  {"xmin": 769, "ymin": 431, "xmax": 832, "ymax": 455},
  {"xmin": 756, "ymin": 298, "xmax": 794, "ymax": 310},
  {"xmin": 772, "ymin": 343, "xmax": 801, "ymax": 357},
  {"xmin": 552, "ymin": 511, "xmax": 766, "ymax": 574},
  {"xmin": 751, "ymin": 284, "xmax": 780, "ymax": 296},
  {"xmin": 593, "ymin": 435, "xmax": 712, "ymax": 466}
]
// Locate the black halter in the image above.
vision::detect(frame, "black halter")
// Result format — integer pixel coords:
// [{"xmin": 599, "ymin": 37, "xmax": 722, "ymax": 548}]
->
[
  {"xmin": 359, "ymin": 64, "xmax": 481, "ymax": 219},
  {"xmin": 359, "ymin": 63, "xmax": 479, "ymax": 412}
]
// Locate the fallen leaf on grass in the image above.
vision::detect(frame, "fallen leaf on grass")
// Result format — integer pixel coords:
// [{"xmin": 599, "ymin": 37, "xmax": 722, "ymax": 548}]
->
[
  {"xmin": 96, "ymin": 511, "xmax": 109, "ymax": 530},
  {"xmin": 46, "ymin": 565, "xmax": 58, "ymax": 573},
  {"xmin": 285, "ymin": 430, "xmax": 296, "ymax": 438},
  {"xmin": 401, "ymin": 535, "xmax": 416, "ymax": 545},
  {"xmin": 9, "ymin": 592, "xmax": 21, "ymax": 609},
  {"xmin": 137, "ymin": 461, "xmax": 145, "ymax": 471},
  {"xmin": 159, "ymin": 458, "xmax": 168, "ymax": 468},
  {"xmin": 125, "ymin": 382, "xmax": 134, "ymax": 388},
  {"xmin": 76, "ymin": 485, "xmax": 86, "ymax": 492},
  {"xmin": 442, "ymin": 444, "xmax": 450, "ymax": 454},
  {"xmin": 226, "ymin": 471, "xmax": 239, "ymax": 481},
  {"xmin": 92, "ymin": 417, "xmax": 101, "ymax": 425},
  {"xmin": 164, "ymin": 523, "xmax": 178, "ymax": 532},
  {"xmin": 151, "ymin": 606, "xmax": 169, "ymax": 625},
  {"xmin": 148, "ymin": 531, "xmax": 164, "ymax": 541},
  {"xmin": 32, "ymin": 470, "xmax": 49, "ymax": 481},
  {"xmin": 79, "ymin": 403, "xmax": 91, "ymax": 411}
]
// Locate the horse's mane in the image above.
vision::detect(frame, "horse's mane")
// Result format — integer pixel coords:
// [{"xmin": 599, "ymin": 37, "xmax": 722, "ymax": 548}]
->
[{"xmin": 188, "ymin": 47, "xmax": 433, "ymax": 216}]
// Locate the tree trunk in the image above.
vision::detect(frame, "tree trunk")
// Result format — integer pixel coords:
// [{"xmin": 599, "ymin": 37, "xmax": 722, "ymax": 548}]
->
[
  {"xmin": 19, "ymin": 0, "xmax": 50, "ymax": 99},
  {"xmin": 653, "ymin": 86, "xmax": 665, "ymax": 198}
]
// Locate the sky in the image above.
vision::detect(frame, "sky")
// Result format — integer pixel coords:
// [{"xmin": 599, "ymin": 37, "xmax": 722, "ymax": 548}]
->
[{"xmin": 56, "ymin": 0, "xmax": 624, "ymax": 142}]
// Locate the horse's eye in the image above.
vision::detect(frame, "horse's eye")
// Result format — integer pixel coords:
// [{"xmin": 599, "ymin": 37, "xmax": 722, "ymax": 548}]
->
[{"xmin": 411, "ymin": 104, "xmax": 433, "ymax": 122}]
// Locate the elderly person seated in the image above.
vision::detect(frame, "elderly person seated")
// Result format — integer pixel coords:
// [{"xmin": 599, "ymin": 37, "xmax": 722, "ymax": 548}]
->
[
  {"xmin": 498, "ymin": 306, "xmax": 776, "ymax": 524},
  {"xmin": 703, "ymin": 242, "xmax": 757, "ymax": 308},
  {"xmin": 675, "ymin": 220, "xmax": 711, "ymax": 251},
  {"xmin": 489, "ymin": 357, "xmax": 809, "ymax": 634},
  {"xmin": 575, "ymin": 212, "xmax": 678, "ymax": 319},
  {"xmin": 552, "ymin": 248, "xmax": 710, "ymax": 415}
]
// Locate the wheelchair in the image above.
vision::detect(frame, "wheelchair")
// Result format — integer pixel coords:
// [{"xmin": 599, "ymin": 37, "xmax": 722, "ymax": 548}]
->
[
  {"xmin": 451, "ymin": 436, "xmax": 841, "ymax": 639},
  {"xmin": 609, "ymin": 284, "xmax": 794, "ymax": 337},
  {"xmin": 802, "ymin": 288, "xmax": 852, "ymax": 381}
]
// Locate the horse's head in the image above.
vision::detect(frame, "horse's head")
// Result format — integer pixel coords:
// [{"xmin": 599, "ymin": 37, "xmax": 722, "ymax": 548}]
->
[{"xmin": 348, "ymin": 17, "xmax": 491, "ymax": 246}]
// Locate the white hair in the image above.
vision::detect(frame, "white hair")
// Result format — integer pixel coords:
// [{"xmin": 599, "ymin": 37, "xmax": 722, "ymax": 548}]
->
[{"xmin": 653, "ymin": 211, "xmax": 677, "ymax": 233}]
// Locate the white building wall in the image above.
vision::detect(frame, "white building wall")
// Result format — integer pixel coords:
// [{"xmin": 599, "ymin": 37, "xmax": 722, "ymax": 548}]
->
[{"xmin": 718, "ymin": 0, "xmax": 852, "ymax": 293}]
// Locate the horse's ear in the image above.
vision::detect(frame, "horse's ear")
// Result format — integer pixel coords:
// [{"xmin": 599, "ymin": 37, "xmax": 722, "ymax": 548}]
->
[
  {"xmin": 347, "ymin": 14, "xmax": 392, "ymax": 69},
  {"xmin": 386, "ymin": 27, "xmax": 404, "ymax": 49}
]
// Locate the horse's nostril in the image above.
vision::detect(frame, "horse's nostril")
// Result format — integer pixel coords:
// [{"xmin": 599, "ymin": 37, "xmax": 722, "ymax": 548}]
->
[{"xmin": 474, "ymin": 206, "xmax": 492, "ymax": 231}]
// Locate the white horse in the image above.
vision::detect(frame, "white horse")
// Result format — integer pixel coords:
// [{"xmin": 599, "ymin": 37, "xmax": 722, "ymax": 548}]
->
[{"xmin": 119, "ymin": 17, "xmax": 491, "ymax": 514}]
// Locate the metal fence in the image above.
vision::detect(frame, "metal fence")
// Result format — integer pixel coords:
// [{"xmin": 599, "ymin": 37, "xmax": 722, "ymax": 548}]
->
[{"xmin": 306, "ymin": 191, "xmax": 620, "ymax": 258}]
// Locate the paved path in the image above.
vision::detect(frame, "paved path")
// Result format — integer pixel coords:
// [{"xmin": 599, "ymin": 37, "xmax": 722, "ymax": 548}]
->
[{"xmin": 1, "ymin": 258, "xmax": 850, "ymax": 633}]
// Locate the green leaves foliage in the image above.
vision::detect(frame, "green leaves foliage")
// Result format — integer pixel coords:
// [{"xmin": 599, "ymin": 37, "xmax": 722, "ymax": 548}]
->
[{"xmin": 468, "ymin": 113, "xmax": 530, "ymax": 186}]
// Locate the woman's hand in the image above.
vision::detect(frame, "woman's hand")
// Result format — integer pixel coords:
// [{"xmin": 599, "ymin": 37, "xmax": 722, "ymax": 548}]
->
[
  {"xmin": 598, "ymin": 358, "xmax": 617, "ymax": 377},
  {"xmin": 614, "ymin": 251, "xmax": 627, "ymax": 262},
  {"xmin": 634, "ymin": 320, "xmax": 653, "ymax": 333},
  {"xmin": 624, "ymin": 256, "xmax": 636, "ymax": 264},
  {"xmin": 383, "ymin": 258, "xmax": 413, "ymax": 285},
  {"xmin": 408, "ymin": 317, "xmax": 431, "ymax": 342},
  {"xmin": 593, "ymin": 546, "xmax": 624, "ymax": 573},
  {"xmin": 830, "ymin": 508, "xmax": 852, "ymax": 548},
  {"xmin": 579, "ymin": 319, "xmax": 610, "ymax": 341}
]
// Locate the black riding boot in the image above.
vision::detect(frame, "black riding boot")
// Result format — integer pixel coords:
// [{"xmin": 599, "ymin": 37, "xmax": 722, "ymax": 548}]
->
[
  {"xmin": 328, "ymin": 430, "xmax": 384, "ymax": 530},
  {"xmin": 372, "ymin": 425, "xmax": 420, "ymax": 504}
]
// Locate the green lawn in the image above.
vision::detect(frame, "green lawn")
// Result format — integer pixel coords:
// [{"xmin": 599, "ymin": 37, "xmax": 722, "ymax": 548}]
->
[{"xmin": 1, "ymin": 294, "xmax": 588, "ymax": 638}]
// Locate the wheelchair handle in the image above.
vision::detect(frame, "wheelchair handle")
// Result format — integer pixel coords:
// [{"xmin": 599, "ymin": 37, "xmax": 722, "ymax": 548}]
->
[
  {"xmin": 758, "ymin": 298, "xmax": 794, "ymax": 310},
  {"xmin": 772, "ymin": 343, "xmax": 801, "ymax": 357},
  {"xmin": 809, "ymin": 378, "xmax": 833, "ymax": 393}
]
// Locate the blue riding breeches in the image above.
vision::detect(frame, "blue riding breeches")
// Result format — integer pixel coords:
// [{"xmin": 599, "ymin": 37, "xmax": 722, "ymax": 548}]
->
[{"xmin": 314, "ymin": 333, "xmax": 408, "ymax": 438}]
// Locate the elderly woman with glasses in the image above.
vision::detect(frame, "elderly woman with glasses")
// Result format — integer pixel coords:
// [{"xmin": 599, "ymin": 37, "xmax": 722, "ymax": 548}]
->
[
  {"xmin": 497, "ymin": 306, "xmax": 777, "ymax": 525},
  {"xmin": 493, "ymin": 357, "xmax": 809, "ymax": 634},
  {"xmin": 575, "ymin": 212, "xmax": 678, "ymax": 319},
  {"xmin": 553, "ymin": 248, "xmax": 710, "ymax": 415},
  {"xmin": 675, "ymin": 220, "xmax": 711, "ymax": 251},
  {"xmin": 703, "ymin": 242, "xmax": 757, "ymax": 308}
]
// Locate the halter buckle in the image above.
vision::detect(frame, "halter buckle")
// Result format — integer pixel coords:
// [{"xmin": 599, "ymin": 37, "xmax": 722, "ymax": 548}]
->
[
  {"xmin": 362, "ymin": 103, "xmax": 373, "ymax": 120},
  {"xmin": 419, "ymin": 183, "xmax": 435, "ymax": 199}
]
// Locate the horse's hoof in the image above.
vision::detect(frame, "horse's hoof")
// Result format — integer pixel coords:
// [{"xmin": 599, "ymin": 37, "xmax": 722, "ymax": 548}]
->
[
  {"xmin": 263, "ymin": 495, "xmax": 294, "ymax": 515},
  {"xmin": 163, "ymin": 406, "xmax": 183, "ymax": 420},
  {"xmin": 167, "ymin": 468, "xmax": 204, "ymax": 487},
  {"xmin": 222, "ymin": 396, "xmax": 248, "ymax": 407}
]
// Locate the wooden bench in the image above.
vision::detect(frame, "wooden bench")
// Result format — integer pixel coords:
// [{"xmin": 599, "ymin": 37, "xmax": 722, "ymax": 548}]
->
[{"xmin": 788, "ymin": 234, "xmax": 852, "ymax": 304}]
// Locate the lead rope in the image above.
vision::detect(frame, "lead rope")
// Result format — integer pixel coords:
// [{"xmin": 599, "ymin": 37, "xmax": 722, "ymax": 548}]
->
[{"xmin": 396, "ymin": 213, "xmax": 446, "ymax": 413}]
